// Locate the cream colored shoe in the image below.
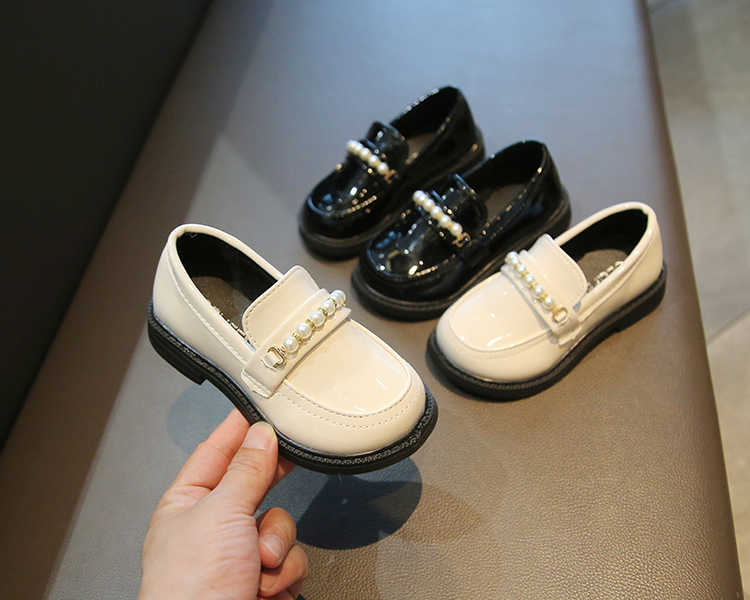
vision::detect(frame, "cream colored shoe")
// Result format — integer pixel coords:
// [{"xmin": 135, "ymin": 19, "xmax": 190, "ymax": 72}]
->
[
  {"xmin": 149, "ymin": 224, "xmax": 437, "ymax": 473},
  {"xmin": 430, "ymin": 202, "xmax": 666, "ymax": 399}
]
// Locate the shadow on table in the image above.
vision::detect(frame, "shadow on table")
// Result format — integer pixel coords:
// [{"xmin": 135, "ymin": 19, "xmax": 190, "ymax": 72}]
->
[
  {"xmin": 262, "ymin": 459, "xmax": 422, "ymax": 550},
  {"xmin": 168, "ymin": 383, "xmax": 423, "ymax": 550}
]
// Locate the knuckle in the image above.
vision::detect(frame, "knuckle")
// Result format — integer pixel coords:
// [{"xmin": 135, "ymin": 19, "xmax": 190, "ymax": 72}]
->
[
  {"xmin": 228, "ymin": 447, "xmax": 270, "ymax": 476},
  {"xmin": 260, "ymin": 506, "xmax": 297, "ymax": 540}
]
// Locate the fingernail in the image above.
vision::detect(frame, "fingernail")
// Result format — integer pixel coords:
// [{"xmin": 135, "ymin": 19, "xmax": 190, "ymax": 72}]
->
[
  {"xmin": 243, "ymin": 421, "xmax": 275, "ymax": 450},
  {"xmin": 260, "ymin": 533, "xmax": 285, "ymax": 562}
]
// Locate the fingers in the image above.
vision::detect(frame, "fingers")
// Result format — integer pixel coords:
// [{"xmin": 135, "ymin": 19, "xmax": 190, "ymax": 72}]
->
[
  {"xmin": 287, "ymin": 578, "xmax": 305, "ymax": 599},
  {"xmin": 257, "ymin": 507, "xmax": 307, "ymax": 598},
  {"xmin": 214, "ymin": 421, "xmax": 279, "ymax": 513},
  {"xmin": 170, "ymin": 409, "xmax": 249, "ymax": 491},
  {"xmin": 257, "ymin": 507, "xmax": 297, "ymax": 568},
  {"xmin": 172, "ymin": 409, "xmax": 296, "ymax": 495},
  {"xmin": 257, "ymin": 545, "xmax": 309, "ymax": 599}
]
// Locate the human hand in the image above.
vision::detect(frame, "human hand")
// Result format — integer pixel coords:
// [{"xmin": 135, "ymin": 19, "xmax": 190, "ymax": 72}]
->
[{"xmin": 139, "ymin": 409, "xmax": 308, "ymax": 600}]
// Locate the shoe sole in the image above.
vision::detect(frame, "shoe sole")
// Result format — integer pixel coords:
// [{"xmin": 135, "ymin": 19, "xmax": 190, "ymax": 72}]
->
[
  {"xmin": 298, "ymin": 138, "xmax": 486, "ymax": 259},
  {"xmin": 351, "ymin": 193, "xmax": 572, "ymax": 321},
  {"xmin": 427, "ymin": 264, "xmax": 667, "ymax": 400},
  {"xmin": 147, "ymin": 300, "xmax": 438, "ymax": 474}
]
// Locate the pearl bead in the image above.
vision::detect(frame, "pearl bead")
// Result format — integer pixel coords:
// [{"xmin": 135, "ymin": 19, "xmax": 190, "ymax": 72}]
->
[
  {"xmin": 412, "ymin": 192, "xmax": 425, "ymax": 206},
  {"xmin": 311, "ymin": 310, "xmax": 326, "ymax": 328},
  {"xmin": 523, "ymin": 273, "xmax": 536, "ymax": 287},
  {"xmin": 321, "ymin": 299, "xmax": 336, "ymax": 315},
  {"xmin": 515, "ymin": 263, "xmax": 527, "ymax": 276},
  {"xmin": 439, "ymin": 214, "xmax": 452, "ymax": 228},
  {"xmin": 543, "ymin": 295, "xmax": 556, "ymax": 310},
  {"xmin": 450, "ymin": 222, "xmax": 463, "ymax": 237},
  {"xmin": 283, "ymin": 337, "xmax": 299, "ymax": 353},
  {"xmin": 330, "ymin": 289, "xmax": 346, "ymax": 306},
  {"xmin": 533, "ymin": 284, "xmax": 545, "ymax": 299},
  {"xmin": 368, "ymin": 154, "xmax": 381, "ymax": 168},
  {"xmin": 377, "ymin": 162, "xmax": 389, "ymax": 176},
  {"xmin": 506, "ymin": 252, "xmax": 519, "ymax": 266},
  {"xmin": 430, "ymin": 206, "xmax": 444, "ymax": 220},
  {"xmin": 296, "ymin": 322, "xmax": 312, "ymax": 340},
  {"xmin": 423, "ymin": 198, "xmax": 435, "ymax": 212},
  {"xmin": 346, "ymin": 140, "xmax": 358, "ymax": 154},
  {"xmin": 359, "ymin": 148, "xmax": 372, "ymax": 162}
]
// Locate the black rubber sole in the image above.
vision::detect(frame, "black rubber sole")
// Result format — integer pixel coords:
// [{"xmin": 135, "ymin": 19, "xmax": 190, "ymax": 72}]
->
[
  {"xmin": 298, "ymin": 139, "xmax": 486, "ymax": 260},
  {"xmin": 427, "ymin": 265, "xmax": 667, "ymax": 400},
  {"xmin": 298, "ymin": 210, "xmax": 402, "ymax": 260},
  {"xmin": 147, "ymin": 300, "xmax": 438, "ymax": 474},
  {"xmin": 351, "ymin": 194, "xmax": 572, "ymax": 321}
]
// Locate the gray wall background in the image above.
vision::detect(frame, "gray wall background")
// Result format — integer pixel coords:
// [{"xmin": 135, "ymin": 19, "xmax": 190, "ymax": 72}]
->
[{"xmin": 0, "ymin": 0, "xmax": 211, "ymax": 446}]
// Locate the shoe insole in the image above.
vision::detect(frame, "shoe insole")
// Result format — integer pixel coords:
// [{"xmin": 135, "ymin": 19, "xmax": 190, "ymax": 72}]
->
[
  {"xmin": 405, "ymin": 132, "xmax": 433, "ymax": 160},
  {"xmin": 574, "ymin": 248, "xmax": 629, "ymax": 287},
  {"xmin": 193, "ymin": 276, "xmax": 251, "ymax": 331},
  {"xmin": 483, "ymin": 183, "xmax": 526, "ymax": 221}
]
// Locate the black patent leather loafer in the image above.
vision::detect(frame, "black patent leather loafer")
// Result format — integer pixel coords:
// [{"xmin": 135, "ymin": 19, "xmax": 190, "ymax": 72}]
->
[
  {"xmin": 299, "ymin": 86, "xmax": 484, "ymax": 258},
  {"xmin": 351, "ymin": 141, "xmax": 572, "ymax": 320}
]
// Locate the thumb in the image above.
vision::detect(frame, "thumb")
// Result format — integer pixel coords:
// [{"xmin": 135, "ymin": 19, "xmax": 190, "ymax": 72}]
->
[{"xmin": 216, "ymin": 421, "xmax": 279, "ymax": 513}]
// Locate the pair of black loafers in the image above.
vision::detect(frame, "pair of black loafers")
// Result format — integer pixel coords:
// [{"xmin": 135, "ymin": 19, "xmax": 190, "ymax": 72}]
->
[{"xmin": 298, "ymin": 87, "xmax": 572, "ymax": 320}]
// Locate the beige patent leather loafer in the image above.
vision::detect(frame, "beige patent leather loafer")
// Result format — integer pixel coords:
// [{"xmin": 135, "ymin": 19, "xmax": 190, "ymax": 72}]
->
[
  {"xmin": 429, "ymin": 202, "xmax": 667, "ymax": 399},
  {"xmin": 148, "ymin": 224, "xmax": 437, "ymax": 473}
]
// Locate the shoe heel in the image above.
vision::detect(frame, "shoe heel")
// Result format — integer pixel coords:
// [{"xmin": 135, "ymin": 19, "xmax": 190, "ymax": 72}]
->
[{"xmin": 147, "ymin": 301, "xmax": 207, "ymax": 385}]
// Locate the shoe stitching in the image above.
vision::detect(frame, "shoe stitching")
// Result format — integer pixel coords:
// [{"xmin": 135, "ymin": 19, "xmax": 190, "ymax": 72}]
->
[
  {"xmin": 239, "ymin": 348, "xmax": 418, "ymax": 421},
  {"xmin": 167, "ymin": 259, "xmax": 246, "ymax": 364},
  {"xmin": 275, "ymin": 378, "xmax": 420, "ymax": 429},
  {"xmin": 240, "ymin": 369, "xmax": 273, "ymax": 397},
  {"xmin": 281, "ymin": 371, "xmax": 416, "ymax": 419}
]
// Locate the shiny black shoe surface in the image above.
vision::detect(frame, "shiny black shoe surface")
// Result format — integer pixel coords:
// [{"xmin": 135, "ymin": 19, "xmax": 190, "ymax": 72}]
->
[
  {"xmin": 299, "ymin": 86, "xmax": 484, "ymax": 258},
  {"xmin": 352, "ymin": 141, "xmax": 572, "ymax": 320}
]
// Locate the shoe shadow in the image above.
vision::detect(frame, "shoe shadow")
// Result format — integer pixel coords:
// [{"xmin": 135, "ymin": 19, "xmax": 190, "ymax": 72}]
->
[
  {"xmin": 168, "ymin": 383, "xmax": 423, "ymax": 550},
  {"xmin": 260, "ymin": 459, "xmax": 422, "ymax": 550}
]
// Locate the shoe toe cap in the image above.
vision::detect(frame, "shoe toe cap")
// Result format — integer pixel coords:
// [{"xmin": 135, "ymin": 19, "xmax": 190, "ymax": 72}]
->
[
  {"xmin": 436, "ymin": 273, "xmax": 556, "ymax": 382},
  {"xmin": 273, "ymin": 321, "xmax": 427, "ymax": 455}
]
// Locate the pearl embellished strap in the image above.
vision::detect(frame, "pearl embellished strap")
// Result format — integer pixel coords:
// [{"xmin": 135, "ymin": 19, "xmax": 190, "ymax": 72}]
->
[
  {"xmin": 412, "ymin": 190, "xmax": 470, "ymax": 247},
  {"xmin": 242, "ymin": 284, "xmax": 351, "ymax": 398},
  {"xmin": 346, "ymin": 140, "xmax": 397, "ymax": 183},
  {"xmin": 261, "ymin": 290, "xmax": 347, "ymax": 370},
  {"xmin": 504, "ymin": 251, "xmax": 568, "ymax": 323}
]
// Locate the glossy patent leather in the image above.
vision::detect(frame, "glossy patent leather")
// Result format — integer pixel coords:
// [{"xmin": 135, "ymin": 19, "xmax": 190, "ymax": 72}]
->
[
  {"xmin": 151, "ymin": 224, "xmax": 434, "ymax": 464},
  {"xmin": 432, "ymin": 202, "xmax": 666, "ymax": 398},
  {"xmin": 299, "ymin": 86, "xmax": 484, "ymax": 257},
  {"xmin": 353, "ymin": 141, "xmax": 572, "ymax": 320}
]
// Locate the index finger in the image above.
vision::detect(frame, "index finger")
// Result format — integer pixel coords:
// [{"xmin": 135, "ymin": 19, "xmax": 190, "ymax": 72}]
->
[
  {"xmin": 171, "ymin": 410, "xmax": 296, "ymax": 493},
  {"xmin": 170, "ymin": 408, "xmax": 250, "ymax": 491}
]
